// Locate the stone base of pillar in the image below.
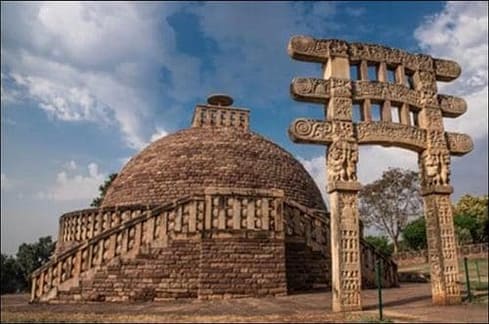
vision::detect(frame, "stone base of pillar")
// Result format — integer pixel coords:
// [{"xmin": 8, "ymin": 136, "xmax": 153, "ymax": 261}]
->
[
  {"xmin": 432, "ymin": 294, "xmax": 462, "ymax": 305},
  {"xmin": 332, "ymin": 301, "xmax": 362, "ymax": 312}
]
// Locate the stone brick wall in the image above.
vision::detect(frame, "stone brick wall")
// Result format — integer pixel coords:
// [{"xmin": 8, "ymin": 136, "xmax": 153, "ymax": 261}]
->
[
  {"xmin": 64, "ymin": 235, "xmax": 287, "ymax": 302},
  {"xmin": 80, "ymin": 239, "xmax": 200, "ymax": 302},
  {"xmin": 102, "ymin": 127, "xmax": 326, "ymax": 211},
  {"xmin": 285, "ymin": 241, "xmax": 329, "ymax": 292},
  {"xmin": 199, "ymin": 235, "xmax": 287, "ymax": 299}
]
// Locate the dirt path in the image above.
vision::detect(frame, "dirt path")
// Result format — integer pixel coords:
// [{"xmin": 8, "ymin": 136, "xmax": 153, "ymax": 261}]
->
[{"xmin": 2, "ymin": 283, "xmax": 487, "ymax": 323}]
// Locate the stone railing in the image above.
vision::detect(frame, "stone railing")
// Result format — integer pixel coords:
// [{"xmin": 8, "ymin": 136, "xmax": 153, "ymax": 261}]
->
[
  {"xmin": 192, "ymin": 105, "xmax": 250, "ymax": 131},
  {"xmin": 284, "ymin": 200, "xmax": 329, "ymax": 256},
  {"xmin": 284, "ymin": 200, "xmax": 398, "ymax": 287},
  {"xmin": 56, "ymin": 205, "xmax": 157, "ymax": 254},
  {"xmin": 360, "ymin": 240, "xmax": 399, "ymax": 287},
  {"xmin": 395, "ymin": 243, "xmax": 489, "ymax": 267},
  {"xmin": 31, "ymin": 188, "xmax": 285, "ymax": 302}
]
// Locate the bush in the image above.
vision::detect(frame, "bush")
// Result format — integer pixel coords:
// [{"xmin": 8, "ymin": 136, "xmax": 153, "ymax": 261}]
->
[
  {"xmin": 364, "ymin": 235, "xmax": 394, "ymax": 257},
  {"xmin": 402, "ymin": 217, "xmax": 427, "ymax": 251}
]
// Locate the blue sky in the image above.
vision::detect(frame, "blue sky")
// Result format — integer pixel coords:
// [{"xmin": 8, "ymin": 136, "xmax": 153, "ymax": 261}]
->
[{"xmin": 1, "ymin": 1, "xmax": 488, "ymax": 254}]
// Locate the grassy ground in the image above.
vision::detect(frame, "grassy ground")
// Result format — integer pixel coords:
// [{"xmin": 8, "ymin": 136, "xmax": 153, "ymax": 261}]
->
[
  {"xmin": 399, "ymin": 257, "xmax": 488, "ymax": 282},
  {"xmin": 399, "ymin": 257, "xmax": 488, "ymax": 302}
]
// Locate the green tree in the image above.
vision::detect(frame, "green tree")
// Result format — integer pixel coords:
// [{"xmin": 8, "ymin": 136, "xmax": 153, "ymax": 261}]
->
[
  {"xmin": 90, "ymin": 173, "xmax": 117, "ymax": 207},
  {"xmin": 363, "ymin": 235, "xmax": 394, "ymax": 257},
  {"xmin": 453, "ymin": 194, "xmax": 488, "ymax": 222},
  {"xmin": 16, "ymin": 236, "xmax": 55, "ymax": 291},
  {"xmin": 402, "ymin": 217, "xmax": 427, "ymax": 251},
  {"xmin": 359, "ymin": 168, "xmax": 422, "ymax": 254},
  {"xmin": 1, "ymin": 254, "xmax": 22, "ymax": 294},
  {"xmin": 453, "ymin": 194, "xmax": 488, "ymax": 243},
  {"xmin": 453, "ymin": 214, "xmax": 480, "ymax": 244}
]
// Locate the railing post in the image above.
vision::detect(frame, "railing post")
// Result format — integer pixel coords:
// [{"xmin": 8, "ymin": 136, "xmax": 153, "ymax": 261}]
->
[
  {"xmin": 375, "ymin": 260, "xmax": 384, "ymax": 321},
  {"xmin": 475, "ymin": 259, "xmax": 481, "ymax": 287},
  {"xmin": 463, "ymin": 257, "xmax": 472, "ymax": 302}
]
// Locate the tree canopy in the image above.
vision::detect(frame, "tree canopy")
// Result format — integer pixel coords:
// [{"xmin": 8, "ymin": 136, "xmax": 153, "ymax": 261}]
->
[
  {"xmin": 359, "ymin": 168, "xmax": 422, "ymax": 254},
  {"xmin": 402, "ymin": 217, "xmax": 427, "ymax": 251},
  {"xmin": 1, "ymin": 236, "xmax": 55, "ymax": 294},
  {"xmin": 90, "ymin": 173, "xmax": 118, "ymax": 207}
]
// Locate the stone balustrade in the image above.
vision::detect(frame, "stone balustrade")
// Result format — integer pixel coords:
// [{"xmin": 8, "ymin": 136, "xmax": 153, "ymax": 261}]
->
[
  {"xmin": 284, "ymin": 200, "xmax": 398, "ymax": 288},
  {"xmin": 32, "ymin": 187, "xmax": 398, "ymax": 302},
  {"xmin": 32, "ymin": 188, "xmax": 286, "ymax": 302},
  {"xmin": 56, "ymin": 205, "xmax": 157, "ymax": 254}
]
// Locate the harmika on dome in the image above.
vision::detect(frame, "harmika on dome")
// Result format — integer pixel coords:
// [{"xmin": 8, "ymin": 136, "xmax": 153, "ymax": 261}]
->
[{"xmin": 31, "ymin": 95, "xmax": 398, "ymax": 303}]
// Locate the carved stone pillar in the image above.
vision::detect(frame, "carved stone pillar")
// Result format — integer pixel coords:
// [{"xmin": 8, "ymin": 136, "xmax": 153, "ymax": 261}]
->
[
  {"xmin": 327, "ymin": 140, "xmax": 362, "ymax": 312},
  {"xmin": 418, "ymin": 74, "xmax": 461, "ymax": 305},
  {"xmin": 324, "ymin": 50, "xmax": 363, "ymax": 312}
]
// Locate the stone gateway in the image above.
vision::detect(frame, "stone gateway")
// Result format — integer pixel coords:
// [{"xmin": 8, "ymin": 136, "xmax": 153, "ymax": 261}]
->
[
  {"xmin": 287, "ymin": 36, "xmax": 472, "ymax": 311},
  {"xmin": 31, "ymin": 95, "xmax": 398, "ymax": 303}
]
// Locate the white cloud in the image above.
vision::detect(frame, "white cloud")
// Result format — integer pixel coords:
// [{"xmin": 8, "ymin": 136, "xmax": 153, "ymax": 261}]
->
[
  {"xmin": 150, "ymin": 127, "xmax": 168, "ymax": 143},
  {"xmin": 298, "ymin": 155, "xmax": 327, "ymax": 201},
  {"xmin": 37, "ymin": 162, "xmax": 105, "ymax": 201},
  {"xmin": 414, "ymin": 1, "xmax": 488, "ymax": 140},
  {"xmin": 1, "ymin": 2, "xmax": 191, "ymax": 149},
  {"xmin": 10, "ymin": 73, "xmax": 111, "ymax": 123},
  {"xmin": 64, "ymin": 160, "xmax": 77, "ymax": 170}
]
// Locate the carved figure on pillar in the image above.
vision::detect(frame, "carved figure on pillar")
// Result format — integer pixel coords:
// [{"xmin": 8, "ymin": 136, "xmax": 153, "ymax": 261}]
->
[{"xmin": 327, "ymin": 140, "xmax": 358, "ymax": 184}]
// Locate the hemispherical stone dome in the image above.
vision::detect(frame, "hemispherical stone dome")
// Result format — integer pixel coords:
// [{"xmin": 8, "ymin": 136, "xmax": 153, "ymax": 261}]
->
[{"xmin": 102, "ymin": 126, "xmax": 326, "ymax": 211}]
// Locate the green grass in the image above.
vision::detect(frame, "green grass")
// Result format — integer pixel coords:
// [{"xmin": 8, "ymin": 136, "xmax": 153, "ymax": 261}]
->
[
  {"xmin": 399, "ymin": 257, "xmax": 488, "ymax": 305},
  {"xmin": 399, "ymin": 257, "xmax": 488, "ymax": 285}
]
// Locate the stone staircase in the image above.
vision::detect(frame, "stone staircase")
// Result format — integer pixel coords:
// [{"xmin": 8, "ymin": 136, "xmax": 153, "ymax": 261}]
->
[{"xmin": 31, "ymin": 189, "xmax": 398, "ymax": 303}]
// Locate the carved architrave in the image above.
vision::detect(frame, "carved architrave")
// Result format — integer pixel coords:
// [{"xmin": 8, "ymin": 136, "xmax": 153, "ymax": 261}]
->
[
  {"xmin": 289, "ymin": 36, "xmax": 462, "ymax": 81},
  {"xmin": 434, "ymin": 59, "xmax": 462, "ymax": 81},
  {"xmin": 445, "ymin": 132, "xmax": 473, "ymax": 156},
  {"xmin": 356, "ymin": 122, "xmax": 427, "ymax": 151},
  {"xmin": 289, "ymin": 119, "xmax": 334, "ymax": 144},
  {"xmin": 292, "ymin": 79, "xmax": 466, "ymax": 119},
  {"xmin": 438, "ymin": 95, "xmax": 467, "ymax": 117},
  {"xmin": 290, "ymin": 78, "xmax": 331, "ymax": 103}
]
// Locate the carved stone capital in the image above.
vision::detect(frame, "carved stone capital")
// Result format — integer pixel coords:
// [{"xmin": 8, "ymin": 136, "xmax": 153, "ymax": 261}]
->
[
  {"xmin": 419, "ymin": 148, "xmax": 451, "ymax": 188},
  {"xmin": 421, "ymin": 185, "xmax": 454, "ymax": 196},
  {"xmin": 327, "ymin": 181, "xmax": 362, "ymax": 193},
  {"xmin": 327, "ymin": 140, "xmax": 359, "ymax": 186}
]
